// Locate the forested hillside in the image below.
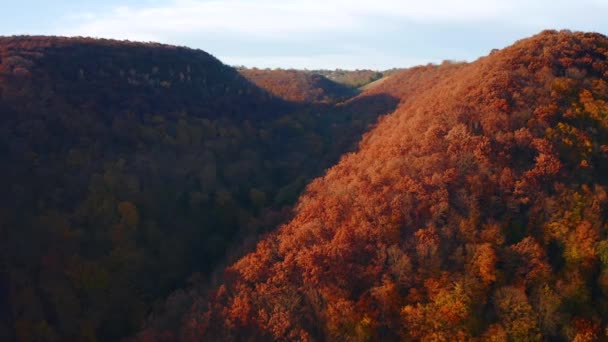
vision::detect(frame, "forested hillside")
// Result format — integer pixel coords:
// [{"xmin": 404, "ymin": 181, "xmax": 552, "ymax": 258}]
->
[
  {"xmin": 238, "ymin": 68, "xmax": 358, "ymax": 103},
  {"xmin": 311, "ymin": 69, "xmax": 384, "ymax": 89},
  {"xmin": 0, "ymin": 36, "xmax": 397, "ymax": 341},
  {"xmin": 150, "ymin": 30, "xmax": 608, "ymax": 341}
]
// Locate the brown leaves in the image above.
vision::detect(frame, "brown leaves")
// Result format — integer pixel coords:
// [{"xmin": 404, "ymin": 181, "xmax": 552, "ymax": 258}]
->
[
  {"xmin": 510, "ymin": 238, "xmax": 551, "ymax": 286},
  {"xmin": 469, "ymin": 243, "xmax": 498, "ymax": 285}
]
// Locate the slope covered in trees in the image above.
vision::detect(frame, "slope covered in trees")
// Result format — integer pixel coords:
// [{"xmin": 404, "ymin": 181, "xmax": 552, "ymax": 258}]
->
[
  {"xmin": 359, "ymin": 62, "xmax": 466, "ymax": 100},
  {"xmin": 0, "ymin": 36, "xmax": 397, "ymax": 341},
  {"xmin": 311, "ymin": 69, "xmax": 384, "ymax": 89},
  {"xmin": 239, "ymin": 68, "xmax": 359, "ymax": 103},
  {"xmin": 153, "ymin": 30, "xmax": 608, "ymax": 341}
]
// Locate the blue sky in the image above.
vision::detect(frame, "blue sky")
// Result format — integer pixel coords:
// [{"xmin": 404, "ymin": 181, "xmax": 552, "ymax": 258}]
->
[{"xmin": 2, "ymin": 0, "xmax": 608, "ymax": 70}]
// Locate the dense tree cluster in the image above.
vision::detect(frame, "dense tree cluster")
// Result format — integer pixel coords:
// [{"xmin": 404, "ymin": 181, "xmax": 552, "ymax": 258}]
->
[
  {"xmin": 150, "ymin": 30, "xmax": 608, "ymax": 341},
  {"xmin": 0, "ymin": 37, "xmax": 397, "ymax": 341}
]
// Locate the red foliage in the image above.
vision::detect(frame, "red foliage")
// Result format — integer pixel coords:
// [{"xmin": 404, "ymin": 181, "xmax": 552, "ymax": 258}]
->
[{"xmin": 149, "ymin": 30, "xmax": 608, "ymax": 340}]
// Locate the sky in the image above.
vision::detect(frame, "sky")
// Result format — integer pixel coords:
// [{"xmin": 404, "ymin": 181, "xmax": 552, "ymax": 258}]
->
[{"xmin": 1, "ymin": 0, "xmax": 608, "ymax": 70}]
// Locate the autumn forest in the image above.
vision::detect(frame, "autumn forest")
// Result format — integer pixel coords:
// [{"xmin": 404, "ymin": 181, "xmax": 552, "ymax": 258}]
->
[{"xmin": 1, "ymin": 30, "xmax": 608, "ymax": 341}]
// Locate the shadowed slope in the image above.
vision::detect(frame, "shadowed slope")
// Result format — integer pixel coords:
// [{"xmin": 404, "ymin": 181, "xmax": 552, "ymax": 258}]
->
[
  {"xmin": 0, "ymin": 36, "xmax": 279, "ymax": 116},
  {"xmin": 0, "ymin": 36, "xmax": 397, "ymax": 341}
]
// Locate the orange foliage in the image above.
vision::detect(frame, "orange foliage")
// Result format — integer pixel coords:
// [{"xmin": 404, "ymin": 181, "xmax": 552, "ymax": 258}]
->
[{"xmin": 147, "ymin": 30, "xmax": 608, "ymax": 341}]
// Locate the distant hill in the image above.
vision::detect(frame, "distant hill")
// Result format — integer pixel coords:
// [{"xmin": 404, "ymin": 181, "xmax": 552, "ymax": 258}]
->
[
  {"xmin": 237, "ymin": 68, "xmax": 399, "ymax": 104},
  {"xmin": 159, "ymin": 30, "xmax": 608, "ymax": 341},
  {"xmin": 0, "ymin": 36, "xmax": 397, "ymax": 341},
  {"xmin": 239, "ymin": 68, "xmax": 359, "ymax": 103},
  {"xmin": 311, "ymin": 69, "xmax": 384, "ymax": 88}
]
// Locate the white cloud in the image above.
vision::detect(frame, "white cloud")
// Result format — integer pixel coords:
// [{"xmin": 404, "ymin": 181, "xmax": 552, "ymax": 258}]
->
[
  {"xmin": 60, "ymin": 0, "xmax": 356, "ymax": 40},
  {"xmin": 58, "ymin": 0, "xmax": 524, "ymax": 41},
  {"xmin": 54, "ymin": 0, "xmax": 608, "ymax": 69}
]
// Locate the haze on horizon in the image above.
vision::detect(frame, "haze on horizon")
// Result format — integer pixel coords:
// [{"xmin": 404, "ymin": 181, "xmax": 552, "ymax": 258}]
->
[{"xmin": 1, "ymin": 0, "xmax": 607, "ymax": 70}]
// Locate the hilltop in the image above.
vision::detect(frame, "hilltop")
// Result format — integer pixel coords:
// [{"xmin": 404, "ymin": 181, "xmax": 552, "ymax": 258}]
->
[{"xmin": 0, "ymin": 36, "xmax": 279, "ymax": 116}]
